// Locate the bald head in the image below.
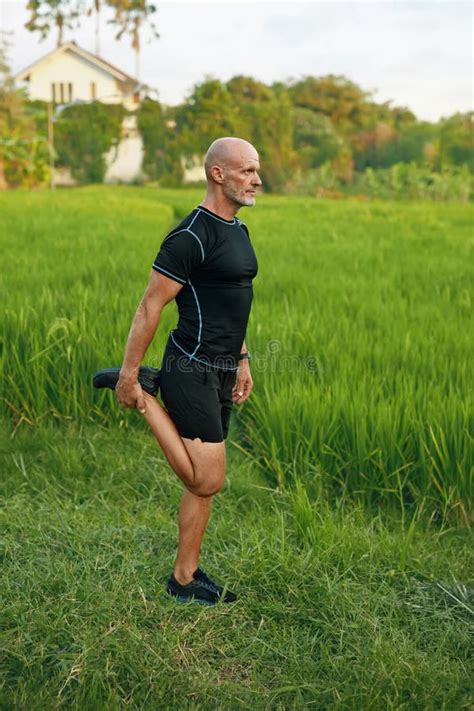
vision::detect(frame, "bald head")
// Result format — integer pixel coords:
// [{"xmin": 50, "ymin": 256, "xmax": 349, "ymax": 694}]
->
[
  {"xmin": 204, "ymin": 137, "xmax": 258, "ymax": 181},
  {"xmin": 202, "ymin": 136, "xmax": 262, "ymax": 211}
]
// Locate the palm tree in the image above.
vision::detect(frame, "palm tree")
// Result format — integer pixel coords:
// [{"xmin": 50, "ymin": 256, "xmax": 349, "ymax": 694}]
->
[
  {"xmin": 107, "ymin": 0, "xmax": 159, "ymax": 80},
  {"xmin": 25, "ymin": 0, "xmax": 82, "ymax": 47},
  {"xmin": 86, "ymin": 0, "xmax": 102, "ymax": 55}
]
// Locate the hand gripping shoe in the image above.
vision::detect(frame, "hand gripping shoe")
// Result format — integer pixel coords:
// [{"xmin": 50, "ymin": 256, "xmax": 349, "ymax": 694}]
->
[{"xmin": 93, "ymin": 366, "xmax": 161, "ymax": 397}]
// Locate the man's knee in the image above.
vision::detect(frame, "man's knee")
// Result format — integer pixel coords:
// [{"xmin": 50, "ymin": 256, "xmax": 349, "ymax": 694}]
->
[
  {"xmin": 189, "ymin": 474, "xmax": 225, "ymax": 498},
  {"xmin": 181, "ymin": 437, "xmax": 226, "ymax": 497}
]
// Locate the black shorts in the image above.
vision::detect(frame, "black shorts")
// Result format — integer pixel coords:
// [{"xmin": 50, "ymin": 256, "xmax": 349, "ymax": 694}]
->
[{"xmin": 159, "ymin": 338, "xmax": 237, "ymax": 443}]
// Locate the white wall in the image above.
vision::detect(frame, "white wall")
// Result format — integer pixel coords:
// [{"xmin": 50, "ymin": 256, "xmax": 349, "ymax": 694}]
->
[
  {"xmin": 182, "ymin": 155, "xmax": 206, "ymax": 183},
  {"xmin": 104, "ymin": 115, "xmax": 144, "ymax": 183}
]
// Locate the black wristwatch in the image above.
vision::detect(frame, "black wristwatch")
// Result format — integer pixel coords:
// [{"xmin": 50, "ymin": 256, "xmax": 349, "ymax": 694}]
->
[{"xmin": 239, "ymin": 352, "xmax": 250, "ymax": 361}]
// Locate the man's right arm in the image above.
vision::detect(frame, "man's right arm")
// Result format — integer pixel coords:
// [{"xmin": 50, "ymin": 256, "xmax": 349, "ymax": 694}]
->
[{"xmin": 116, "ymin": 269, "xmax": 183, "ymax": 412}]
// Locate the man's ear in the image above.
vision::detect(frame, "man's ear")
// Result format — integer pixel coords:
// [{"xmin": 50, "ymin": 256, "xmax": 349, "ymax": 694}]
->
[{"xmin": 211, "ymin": 165, "xmax": 224, "ymax": 184}]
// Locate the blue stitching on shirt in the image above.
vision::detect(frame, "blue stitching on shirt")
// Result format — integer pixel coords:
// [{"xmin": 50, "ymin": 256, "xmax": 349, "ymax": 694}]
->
[
  {"xmin": 186, "ymin": 228, "xmax": 205, "ymax": 262},
  {"xmin": 169, "ymin": 332, "xmax": 238, "ymax": 372},
  {"xmin": 188, "ymin": 278, "xmax": 202, "ymax": 357},
  {"xmin": 152, "ymin": 264, "xmax": 186, "ymax": 283}
]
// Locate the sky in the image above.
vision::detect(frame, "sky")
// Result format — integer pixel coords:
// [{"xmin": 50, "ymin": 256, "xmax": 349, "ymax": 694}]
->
[{"xmin": 1, "ymin": 0, "xmax": 473, "ymax": 122}]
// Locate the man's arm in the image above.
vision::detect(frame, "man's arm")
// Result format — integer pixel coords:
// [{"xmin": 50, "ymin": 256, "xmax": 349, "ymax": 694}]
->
[{"xmin": 116, "ymin": 270, "xmax": 183, "ymax": 413}]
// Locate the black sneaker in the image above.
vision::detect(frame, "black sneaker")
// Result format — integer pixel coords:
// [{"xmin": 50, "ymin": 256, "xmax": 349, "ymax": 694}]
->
[
  {"xmin": 166, "ymin": 567, "xmax": 237, "ymax": 606},
  {"xmin": 92, "ymin": 366, "xmax": 161, "ymax": 397}
]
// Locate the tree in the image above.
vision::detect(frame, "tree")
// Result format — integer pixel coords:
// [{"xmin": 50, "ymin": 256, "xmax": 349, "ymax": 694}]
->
[
  {"xmin": 287, "ymin": 75, "xmax": 372, "ymax": 136},
  {"xmin": 86, "ymin": 0, "xmax": 103, "ymax": 55},
  {"xmin": 25, "ymin": 0, "xmax": 82, "ymax": 46},
  {"xmin": 437, "ymin": 112, "xmax": 474, "ymax": 171},
  {"xmin": 107, "ymin": 0, "xmax": 159, "ymax": 79},
  {"xmin": 137, "ymin": 97, "xmax": 182, "ymax": 184},
  {"xmin": 175, "ymin": 78, "xmax": 237, "ymax": 155},
  {"xmin": 245, "ymin": 91, "xmax": 296, "ymax": 191},
  {"xmin": 292, "ymin": 108, "xmax": 343, "ymax": 170},
  {"xmin": 0, "ymin": 36, "xmax": 49, "ymax": 188},
  {"xmin": 226, "ymin": 76, "xmax": 274, "ymax": 104}
]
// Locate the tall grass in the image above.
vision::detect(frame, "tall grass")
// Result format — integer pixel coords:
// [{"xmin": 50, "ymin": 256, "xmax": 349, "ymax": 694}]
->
[
  {"xmin": 1, "ymin": 188, "xmax": 175, "ymax": 426},
  {"xmin": 1, "ymin": 187, "xmax": 472, "ymax": 523},
  {"xmin": 236, "ymin": 197, "xmax": 473, "ymax": 524}
]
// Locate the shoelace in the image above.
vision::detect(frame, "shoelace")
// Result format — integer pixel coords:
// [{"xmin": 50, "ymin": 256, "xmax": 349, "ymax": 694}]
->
[{"xmin": 194, "ymin": 569, "xmax": 222, "ymax": 594}]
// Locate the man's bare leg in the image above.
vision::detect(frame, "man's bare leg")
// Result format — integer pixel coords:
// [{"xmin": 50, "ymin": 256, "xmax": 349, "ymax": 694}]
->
[
  {"xmin": 173, "ymin": 490, "xmax": 213, "ymax": 584},
  {"xmin": 140, "ymin": 393, "xmax": 227, "ymax": 582},
  {"xmin": 173, "ymin": 437, "xmax": 226, "ymax": 584},
  {"xmin": 140, "ymin": 392, "xmax": 195, "ymax": 488}
]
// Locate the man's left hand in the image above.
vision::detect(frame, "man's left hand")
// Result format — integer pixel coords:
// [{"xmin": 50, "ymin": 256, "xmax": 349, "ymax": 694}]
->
[{"xmin": 232, "ymin": 361, "xmax": 253, "ymax": 404}]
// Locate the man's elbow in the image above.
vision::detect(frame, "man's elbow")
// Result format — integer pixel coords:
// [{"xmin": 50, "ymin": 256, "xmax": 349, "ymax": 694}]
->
[{"xmin": 139, "ymin": 294, "xmax": 163, "ymax": 327}]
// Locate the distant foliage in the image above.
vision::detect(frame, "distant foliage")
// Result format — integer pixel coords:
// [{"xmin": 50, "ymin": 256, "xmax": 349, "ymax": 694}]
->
[
  {"xmin": 149, "ymin": 75, "xmax": 472, "ymax": 198},
  {"xmin": 293, "ymin": 108, "xmax": 343, "ymax": 169},
  {"xmin": 54, "ymin": 102, "xmax": 124, "ymax": 183},
  {"xmin": 137, "ymin": 98, "xmax": 183, "ymax": 185},
  {"xmin": 353, "ymin": 163, "xmax": 473, "ymax": 201},
  {"xmin": 25, "ymin": 0, "xmax": 82, "ymax": 47},
  {"xmin": 292, "ymin": 162, "xmax": 473, "ymax": 202},
  {"xmin": 6, "ymin": 51, "xmax": 474, "ymax": 196},
  {"xmin": 0, "ymin": 44, "xmax": 49, "ymax": 188}
]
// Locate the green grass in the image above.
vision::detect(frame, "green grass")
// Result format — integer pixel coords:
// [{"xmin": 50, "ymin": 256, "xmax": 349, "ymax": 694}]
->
[
  {"xmin": 1, "ymin": 187, "xmax": 473, "ymax": 707},
  {"xmin": 1, "ymin": 423, "xmax": 472, "ymax": 709}
]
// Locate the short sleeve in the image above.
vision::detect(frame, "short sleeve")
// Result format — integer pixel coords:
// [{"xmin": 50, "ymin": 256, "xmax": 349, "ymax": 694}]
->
[{"xmin": 152, "ymin": 230, "xmax": 204, "ymax": 284}]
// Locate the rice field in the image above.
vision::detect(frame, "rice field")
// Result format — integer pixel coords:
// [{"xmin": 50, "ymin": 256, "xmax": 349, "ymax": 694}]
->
[
  {"xmin": 1, "ymin": 186, "xmax": 472, "ymax": 522},
  {"xmin": 1, "ymin": 187, "xmax": 473, "ymax": 708}
]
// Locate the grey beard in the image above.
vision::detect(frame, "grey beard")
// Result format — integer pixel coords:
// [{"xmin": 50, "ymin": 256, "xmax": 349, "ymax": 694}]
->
[{"xmin": 223, "ymin": 185, "xmax": 255, "ymax": 207}]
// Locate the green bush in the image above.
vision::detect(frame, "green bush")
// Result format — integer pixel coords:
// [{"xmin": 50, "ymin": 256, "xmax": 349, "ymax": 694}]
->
[
  {"xmin": 137, "ymin": 98, "xmax": 183, "ymax": 185},
  {"xmin": 54, "ymin": 102, "xmax": 125, "ymax": 183},
  {"xmin": 292, "ymin": 162, "xmax": 473, "ymax": 202}
]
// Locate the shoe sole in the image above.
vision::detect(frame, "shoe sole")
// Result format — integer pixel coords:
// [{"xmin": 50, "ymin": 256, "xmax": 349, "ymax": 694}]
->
[
  {"xmin": 170, "ymin": 594, "xmax": 216, "ymax": 606},
  {"xmin": 166, "ymin": 588, "xmax": 236, "ymax": 606},
  {"xmin": 93, "ymin": 366, "xmax": 160, "ymax": 397}
]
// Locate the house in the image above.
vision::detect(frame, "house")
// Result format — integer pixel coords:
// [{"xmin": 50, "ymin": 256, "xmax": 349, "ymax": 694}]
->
[{"xmin": 15, "ymin": 42, "xmax": 145, "ymax": 183}]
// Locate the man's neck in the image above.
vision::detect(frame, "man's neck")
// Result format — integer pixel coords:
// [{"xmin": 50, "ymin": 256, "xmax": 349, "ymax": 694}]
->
[{"xmin": 200, "ymin": 195, "xmax": 239, "ymax": 222}]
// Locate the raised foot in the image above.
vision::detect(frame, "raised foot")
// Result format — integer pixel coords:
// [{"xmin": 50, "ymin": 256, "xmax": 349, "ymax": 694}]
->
[{"xmin": 92, "ymin": 365, "xmax": 161, "ymax": 397}]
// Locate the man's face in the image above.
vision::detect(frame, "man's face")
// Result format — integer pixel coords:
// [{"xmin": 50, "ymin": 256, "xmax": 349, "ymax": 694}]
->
[{"xmin": 222, "ymin": 152, "xmax": 262, "ymax": 207}]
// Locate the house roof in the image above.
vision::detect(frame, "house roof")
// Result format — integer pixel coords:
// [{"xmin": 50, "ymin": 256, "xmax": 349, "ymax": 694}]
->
[{"xmin": 15, "ymin": 41, "xmax": 138, "ymax": 85}]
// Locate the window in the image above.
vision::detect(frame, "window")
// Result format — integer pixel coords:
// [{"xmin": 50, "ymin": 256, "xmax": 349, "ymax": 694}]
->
[
  {"xmin": 51, "ymin": 82, "xmax": 73, "ymax": 104},
  {"xmin": 90, "ymin": 82, "xmax": 96, "ymax": 100}
]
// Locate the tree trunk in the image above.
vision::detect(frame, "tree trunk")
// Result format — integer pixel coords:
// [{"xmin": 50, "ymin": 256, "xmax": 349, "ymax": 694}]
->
[
  {"xmin": 95, "ymin": 3, "xmax": 100, "ymax": 55},
  {"xmin": 0, "ymin": 159, "xmax": 8, "ymax": 190},
  {"xmin": 57, "ymin": 15, "xmax": 64, "ymax": 46}
]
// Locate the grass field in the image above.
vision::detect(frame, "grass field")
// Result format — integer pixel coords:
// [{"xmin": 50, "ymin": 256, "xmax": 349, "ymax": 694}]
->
[{"xmin": 1, "ymin": 187, "xmax": 473, "ymax": 708}]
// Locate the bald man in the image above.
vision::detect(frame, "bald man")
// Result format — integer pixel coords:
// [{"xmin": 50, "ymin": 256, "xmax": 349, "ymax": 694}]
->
[{"xmin": 95, "ymin": 137, "xmax": 262, "ymax": 606}]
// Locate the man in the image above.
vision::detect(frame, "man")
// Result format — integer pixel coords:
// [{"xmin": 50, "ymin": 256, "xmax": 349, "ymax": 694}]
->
[{"xmin": 94, "ymin": 137, "xmax": 261, "ymax": 606}]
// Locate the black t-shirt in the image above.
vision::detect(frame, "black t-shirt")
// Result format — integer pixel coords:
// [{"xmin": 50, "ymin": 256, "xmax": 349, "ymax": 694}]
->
[{"xmin": 152, "ymin": 205, "xmax": 258, "ymax": 371}]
